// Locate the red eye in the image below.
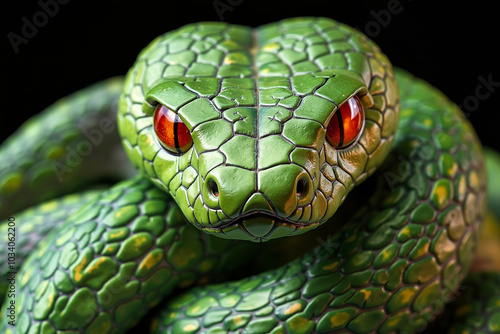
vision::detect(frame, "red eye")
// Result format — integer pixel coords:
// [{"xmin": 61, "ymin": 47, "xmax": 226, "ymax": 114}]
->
[
  {"xmin": 153, "ymin": 104, "xmax": 193, "ymax": 154},
  {"xmin": 326, "ymin": 95, "xmax": 364, "ymax": 149}
]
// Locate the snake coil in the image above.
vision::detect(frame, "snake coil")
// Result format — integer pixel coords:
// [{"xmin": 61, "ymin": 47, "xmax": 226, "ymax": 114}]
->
[{"xmin": 1, "ymin": 17, "xmax": 496, "ymax": 334}]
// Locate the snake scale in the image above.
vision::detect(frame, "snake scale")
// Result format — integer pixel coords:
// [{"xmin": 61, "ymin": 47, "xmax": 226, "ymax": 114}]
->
[{"xmin": 1, "ymin": 17, "xmax": 500, "ymax": 333}]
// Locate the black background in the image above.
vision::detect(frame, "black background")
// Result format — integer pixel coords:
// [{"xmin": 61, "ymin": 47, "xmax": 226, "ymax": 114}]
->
[{"xmin": 3, "ymin": 0, "xmax": 500, "ymax": 151}]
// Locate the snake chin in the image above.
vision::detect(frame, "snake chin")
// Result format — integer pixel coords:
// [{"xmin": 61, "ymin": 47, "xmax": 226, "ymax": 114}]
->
[{"xmin": 201, "ymin": 212, "xmax": 321, "ymax": 242}]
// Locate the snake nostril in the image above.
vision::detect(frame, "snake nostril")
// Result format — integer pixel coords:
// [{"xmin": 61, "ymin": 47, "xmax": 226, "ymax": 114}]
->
[
  {"xmin": 296, "ymin": 178, "xmax": 308, "ymax": 198},
  {"xmin": 208, "ymin": 180, "xmax": 219, "ymax": 198}
]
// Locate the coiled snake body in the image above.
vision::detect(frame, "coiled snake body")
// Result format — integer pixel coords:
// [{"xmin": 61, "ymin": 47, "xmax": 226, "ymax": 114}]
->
[{"xmin": 1, "ymin": 17, "xmax": 499, "ymax": 333}]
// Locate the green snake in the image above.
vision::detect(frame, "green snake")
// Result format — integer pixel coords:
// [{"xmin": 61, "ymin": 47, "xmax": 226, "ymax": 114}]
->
[{"xmin": 1, "ymin": 17, "xmax": 500, "ymax": 333}]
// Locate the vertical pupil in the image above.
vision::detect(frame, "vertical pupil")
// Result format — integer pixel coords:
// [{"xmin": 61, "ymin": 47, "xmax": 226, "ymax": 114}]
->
[
  {"xmin": 172, "ymin": 113, "xmax": 181, "ymax": 153},
  {"xmin": 153, "ymin": 104, "xmax": 192, "ymax": 153},
  {"xmin": 326, "ymin": 96, "xmax": 364, "ymax": 149},
  {"xmin": 335, "ymin": 110, "xmax": 345, "ymax": 148}
]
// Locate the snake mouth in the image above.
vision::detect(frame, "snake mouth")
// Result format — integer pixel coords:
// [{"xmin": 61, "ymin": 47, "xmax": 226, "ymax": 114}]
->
[{"xmin": 200, "ymin": 212, "xmax": 321, "ymax": 242}]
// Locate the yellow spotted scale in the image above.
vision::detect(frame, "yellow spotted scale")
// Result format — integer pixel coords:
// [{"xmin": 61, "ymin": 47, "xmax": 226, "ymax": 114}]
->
[{"xmin": 1, "ymin": 17, "xmax": 499, "ymax": 334}]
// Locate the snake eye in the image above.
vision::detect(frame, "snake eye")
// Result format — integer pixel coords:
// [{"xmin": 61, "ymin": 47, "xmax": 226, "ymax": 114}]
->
[
  {"xmin": 153, "ymin": 104, "xmax": 192, "ymax": 154},
  {"xmin": 326, "ymin": 95, "xmax": 364, "ymax": 149}
]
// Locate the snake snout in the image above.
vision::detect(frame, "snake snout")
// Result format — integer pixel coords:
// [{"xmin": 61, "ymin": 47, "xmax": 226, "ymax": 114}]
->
[
  {"xmin": 255, "ymin": 165, "xmax": 314, "ymax": 217},
  {"xmin": 201, "ymin": 166, "xmax": 257, "ymax": 218},
  {"xmin": 201, "ymin": 165, "xmax": 315, "ymax": 222}
]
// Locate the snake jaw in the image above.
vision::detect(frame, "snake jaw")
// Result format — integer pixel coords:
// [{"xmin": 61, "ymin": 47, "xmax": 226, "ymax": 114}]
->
[{"xmin": 199, "ymin": 211, "xmax": 321, "ymax": 242}]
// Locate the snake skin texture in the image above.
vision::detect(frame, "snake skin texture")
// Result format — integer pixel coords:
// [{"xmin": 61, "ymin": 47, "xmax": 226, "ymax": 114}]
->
[
  {"xmin": 0, "ymin": 17, "xmax": 492, "ymax": 334},
  {"xmin": 0, "ymin": 77, "xmax": 133, "ymax": 218},
  {"xmin": 0, "ymin": 190, "xmax": 101, "ymax": 299},
  {"xmin": 442, "ymin": 272, "xmax": 500, "ymax": 332}
]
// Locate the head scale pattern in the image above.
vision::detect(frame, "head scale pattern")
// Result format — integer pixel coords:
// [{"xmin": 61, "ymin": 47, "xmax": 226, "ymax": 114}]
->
[{"xmin": 118, "ymin": 17, "xmax": 400, "ymax": 242}]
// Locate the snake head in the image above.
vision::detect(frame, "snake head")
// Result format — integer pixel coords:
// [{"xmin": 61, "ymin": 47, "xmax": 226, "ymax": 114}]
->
[{"xmin": 118, "ymin": 18, "xmax": 399, "ymax": 242}]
